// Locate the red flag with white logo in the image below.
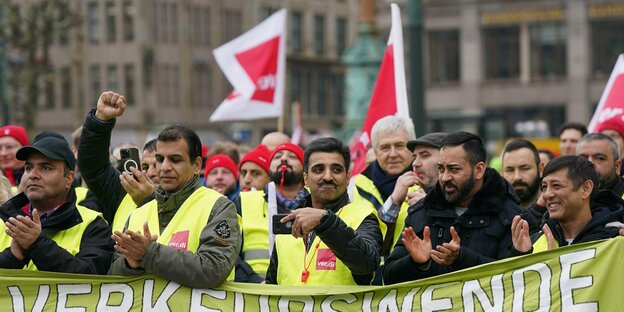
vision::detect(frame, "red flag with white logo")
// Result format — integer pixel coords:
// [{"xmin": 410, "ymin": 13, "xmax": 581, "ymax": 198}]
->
[
  {"xmin": 350, "ymin": 3, "xmax": 409, "ymax": 176},
  {"xmin": 588, "ymin": 54, "xmax": 624, "ymax": 132},
  {"xmin": 210, "ymin": 9, "xmax": 287, "ymax": 121}
]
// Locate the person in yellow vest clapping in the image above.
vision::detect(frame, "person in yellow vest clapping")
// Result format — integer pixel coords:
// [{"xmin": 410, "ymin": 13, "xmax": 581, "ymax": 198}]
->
[
  {"xmin": 0, "ymin": 134, "xmax": 113, "ymax": 273},
  {"xmin": 265, "ymin": 137, "xmax": 383, "ymax": 285}
]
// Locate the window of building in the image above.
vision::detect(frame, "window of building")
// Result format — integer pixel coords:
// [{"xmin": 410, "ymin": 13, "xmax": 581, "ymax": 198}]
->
[
  {"xmin": 157, "ymin": 1, "xmax": 168, "ymax": 42},
  {"xmin": 262, "ymin": 7, "xmax": 276, "ymax": 19},
  {"xmin": 291, "ymin": 12, "xmax": 302, "ymax": 53},
  {"xmin": 193, "ymin": 7, "xmax": 211, "ymax": 46},
  {"xmin": 123, "ymin": 0, "xmax": 134, "ymax": 41},
  {"xmin": 88, "ymin": 2, "xmax": 100, "ymax": 43},
  {"xmin": 107, "ymin": 65, "xmax": 118, "ymax": 91},
  {"xmin": 530, "ymin": 23, "xmax": 566, "ymax": 79},
  {"xmin": 291, "ymin": 69, "xmax": 301, "ymax": 103},
  {"xmin": 192, "ymin": 63, "xmax": 212, "ymax": 107},
  {"xmin": 592, "ymin": 20, "xmax": 624, "ymax": 78},
  {"xmin": 90, "ymin": 65, "xmax": 101, "ymax": 102},
  {"xmin": 483, "ymin": 26, "xmax": 520, "ymax": 80},
  {"xmin": 224, "ymin": 10, "xmax": 242, "ymax": 42},
  {"xmin": 316, "ymin": 73, "xmax": 326, "ymax": 115},
  {"xmin": 172, "ymin": 65, "xmax": 180, "ymax": 107},
  {"xmin": 202, "ymin": 7, "xmax": 211, "ymax": 46},
  {"xmin": 105, "ymin": 1, "xmax": 116, "ymax": 43},
  {"xmin": 170, "ymin": 3, "xmax": 178, "ymax": 43},
  {"xmin": 124, "ymin": 64, "xmax": 135, "ymax": 106},
  {"xmin": 58, "ymin": 3, "xmax": 70, "ymax": 45},
  {"xmin": 60, "ymin": 67, "xmax": 72, "ymax": 108},
  {"xmin": 336, "ymin": 17, "xmax": 347, "ymax": 56},
  {"xmin": 428, "ymin": 30, "xmax": 460, "ymax": 84},
  {"xmin": 314, "ymin": 15, "xmax": 325, "ymax": 55},
  {"xmin": 332, "ymin": 73, "xmax": 344, "ymax": 115}
]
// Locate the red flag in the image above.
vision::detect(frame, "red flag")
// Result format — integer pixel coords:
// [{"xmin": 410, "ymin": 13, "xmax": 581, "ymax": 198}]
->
[
  {"xmin": 210, "ymin": 10, "xmax": 286, "ymax": 121},
  {"xmin": 350, "ymin": 4, "xmax": 409, "ymax": 176},
  {"xmin": 588, "ymin": 54, "xmax": 624, "ymax": 133}
]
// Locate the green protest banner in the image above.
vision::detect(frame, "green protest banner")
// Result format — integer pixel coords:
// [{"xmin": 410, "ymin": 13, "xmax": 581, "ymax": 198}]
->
[{"xmin": 1, "ymin": 237, "xmax": 622, "ymax": 311}]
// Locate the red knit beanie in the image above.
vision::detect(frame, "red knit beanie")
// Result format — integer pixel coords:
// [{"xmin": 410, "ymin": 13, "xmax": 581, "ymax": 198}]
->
[
  {"xmin": 595, "ymin": 117, "xmax": 624, "ymax": 138},
  {"xmin": 239, "ymin": 145, "xmax": 271, "ymax": 174},
  {"xmin": 204, "ymin": 154, "xmax": 238, "ymax": 178},
  {"xmin": 270, "ymin": 142, "xmax": 304, "ymax": 165},
  {"xmin": 0, "ymin": 125, "xmax": 29, "ymax": 147}
]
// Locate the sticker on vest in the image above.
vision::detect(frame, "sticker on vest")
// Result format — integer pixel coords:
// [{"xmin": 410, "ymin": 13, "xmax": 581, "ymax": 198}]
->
[
  {"xmin": 316, "ymin": 248, "xmax": 336, "ymax": 270},
  {"xmin": 214, "ymin": 220, "xmax": 231, "ymax": 239},
  {"xmin": 168, "ymin": 230, "xmax": 190, "ymax": 251}
]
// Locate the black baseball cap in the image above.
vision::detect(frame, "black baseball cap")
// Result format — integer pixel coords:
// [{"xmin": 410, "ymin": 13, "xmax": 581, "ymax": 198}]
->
[
  {"xmin": 407, "ymin": 132, "xmax": 448, "ymax": 151},
  {"xmin": 16, "ymin": 136, "xmax": 76, "ymax": 170}
]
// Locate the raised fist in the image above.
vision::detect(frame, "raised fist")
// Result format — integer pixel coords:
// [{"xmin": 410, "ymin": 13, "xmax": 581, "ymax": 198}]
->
[{"xmin": 95, "ymin": 91, "xmax": 127, "ymax": 121}]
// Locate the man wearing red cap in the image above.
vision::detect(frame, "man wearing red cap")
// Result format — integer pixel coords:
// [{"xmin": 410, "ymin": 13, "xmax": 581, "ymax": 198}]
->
[
  {"xmin": 204, "ymin": 154, "xmax": 240, "ymax": 200},
  {"xmin": 0, "ymin": 125, "xmax": 29, "ymax": 186},
  {"xmin": 234, "ymin": 141, "xmax": 308, "ymax": 283},
  {"xmin": 239, "ymin": 145, "xmax": 271, "ymax": 192}
]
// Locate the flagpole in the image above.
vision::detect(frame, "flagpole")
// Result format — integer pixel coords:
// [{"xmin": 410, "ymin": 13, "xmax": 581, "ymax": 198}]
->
[{"xmin": 278, "ymin": 114, "xmax": 284, "ymax": 133}]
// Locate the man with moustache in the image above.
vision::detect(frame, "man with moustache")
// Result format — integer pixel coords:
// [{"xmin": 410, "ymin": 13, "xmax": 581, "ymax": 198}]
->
[
  {"xmin": 266, "ymin": 137, "xmax": 382, "ymax": 285},
  {"xmin": 234, "ymin": 142, "xmax": 308, "ymax": 282},
  {"xmin": 576, "ymin": 133, "xmax": 624, "ymax": 198},
  {"xmin": 502, "ymin": 139, "xmax": 543, "ymax": 208},
  {"xmin": 384, "ymin": 132, "xmax": 527, "ymax": 284},
  {"xmin": 501, "ymin": 140, "xmax": 547, "ymax": 228}
]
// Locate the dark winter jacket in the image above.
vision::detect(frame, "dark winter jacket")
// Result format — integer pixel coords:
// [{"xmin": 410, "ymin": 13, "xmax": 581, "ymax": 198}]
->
[
  {"xmin": 384, "ymin": 168, "xmax": 528, "ymax": 284},
  {"xmin": 265, "ymin": 191, "xmax": 383, "ymax": 285},
  {"xmin": 78, "ymin": 109, "xmax": 153, "ymax": 224},
  {"xmin": 0, "ymin": 191, "xmax": 114, "ymax": 274},
  {"xmin": 532, "ymin": 190, "xmax": 624, "ymax": 248}
]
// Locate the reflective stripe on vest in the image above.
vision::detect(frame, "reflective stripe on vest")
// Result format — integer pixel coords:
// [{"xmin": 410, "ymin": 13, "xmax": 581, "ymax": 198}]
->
[
  {"xmin": 127, "ymin": 187, "xmax": 221, "ymax": 252},
  {"xmin": 74, "ymin": 187, "xmax": 89, "ymax": 205},
  {"xmin": 240, "ymin": 190, "xmax": 270, "ymax": 277},
  {"xmin": 275, "ymin": 202, "xmax": 375, "ymax": 285},
  {"xmin": 532, "ymin": 233, "xmax": 560, "ymax": 254},
  {"xmin": 0, "ymin": 205, "xmax": 103, "ymax": 271},
  {"xmin": 112, "ymin": 194, "xmax": 137, "ymax": 233}
]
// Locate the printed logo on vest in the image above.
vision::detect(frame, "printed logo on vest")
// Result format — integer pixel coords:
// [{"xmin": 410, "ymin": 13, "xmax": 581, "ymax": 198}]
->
[
  {"xmin": 168, "ymin": 230, "xmax": 190, "ymax": 251},
  {"xmin": 316, "ymin": 248, "xmax": 336, "ymax": 270}
]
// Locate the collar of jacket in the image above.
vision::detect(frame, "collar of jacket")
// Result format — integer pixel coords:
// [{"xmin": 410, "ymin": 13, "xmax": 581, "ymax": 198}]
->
[
  {"xmin": 423, "ymin": 167, "xmax": 513, "ymax": 215},
  {"xmin": 544, "ymin": 199, "xmax": 624, "ymax": 246},
  {"xmin": 599, "ymin": 175, "xmax": 624, "ymax": 199},
  {"xmin": 156, "ymin": 175, "xmax": 202, "ymax": 213},
  {"xmin": 0, "ymin": 189, "xmax": 82, "ymax": 234},
  {"xmin": 300, "ymin": 191, "xmax": 350, "ymax": 213}
]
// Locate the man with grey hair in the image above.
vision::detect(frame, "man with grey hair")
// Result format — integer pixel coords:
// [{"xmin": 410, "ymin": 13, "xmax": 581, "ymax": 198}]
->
[
  {"xmin": 576, "ymin": 132, "xmax": 624, "ymax": 198},
  {"xmin": 349, "ymin": 116, "xmax": 416, "ymax": 259}
]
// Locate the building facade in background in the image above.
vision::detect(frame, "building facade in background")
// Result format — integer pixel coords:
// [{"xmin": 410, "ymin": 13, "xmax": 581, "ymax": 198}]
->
[
  {"xmin": 8, "ymin": 0, "xmax": 356, "ymax": 146},
  {"xmin": 410, "ymin": 0, "xmax": 624, "ymax": 149},
  {"xmin": 3, "ymin": 0, "xmax": 624, "ymax": 150}
]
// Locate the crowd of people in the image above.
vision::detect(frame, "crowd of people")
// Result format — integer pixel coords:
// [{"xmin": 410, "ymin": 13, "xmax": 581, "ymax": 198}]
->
[{"xmin": 0, "ymin": 90, "xmax": 623, "ymax": 288}]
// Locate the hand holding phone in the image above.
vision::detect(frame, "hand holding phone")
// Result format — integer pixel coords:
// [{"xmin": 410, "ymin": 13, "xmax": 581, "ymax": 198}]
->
[
  {"xmin": 272, "ymin": 213, "xmax": 292, "ymax": 235},
  {"xmin": 120, "ymin": 147, "xmax": 141, "ymax": 176}
]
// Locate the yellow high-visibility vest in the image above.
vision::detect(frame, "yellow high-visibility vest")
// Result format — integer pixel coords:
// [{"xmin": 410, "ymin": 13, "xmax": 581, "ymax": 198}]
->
[
  {"xmin": 352, "ymin": 174, "xmax": 406, "ymax": 250},
  {"xmin": 0, "ymin": 205, "xmax": 102, "ymax": 271},
  {"xmin": 112, "ymin": 194, "xmax": 136, "ymax": 233},
  {"xmin": 275, "ymin": 202, "xmax": 376, "ymax": 285},
  {"xmin": 240, "ymin": 190, "xmax": 270, "ymax": 277}
]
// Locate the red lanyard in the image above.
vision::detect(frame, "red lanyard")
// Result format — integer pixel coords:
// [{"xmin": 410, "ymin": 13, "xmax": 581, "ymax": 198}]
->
[
  {"xmin": 301, "ymin": 236, "xmax": 321, "ymax": 283},
  {"xmin": 300, "ymin": 208, "xmax": 343, "ymax": 283}
]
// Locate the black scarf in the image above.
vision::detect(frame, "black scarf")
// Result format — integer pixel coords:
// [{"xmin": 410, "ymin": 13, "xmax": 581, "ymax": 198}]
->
[{"xmin": 370, "ymin": 161, "xmax": 411, "ymax": 201}]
